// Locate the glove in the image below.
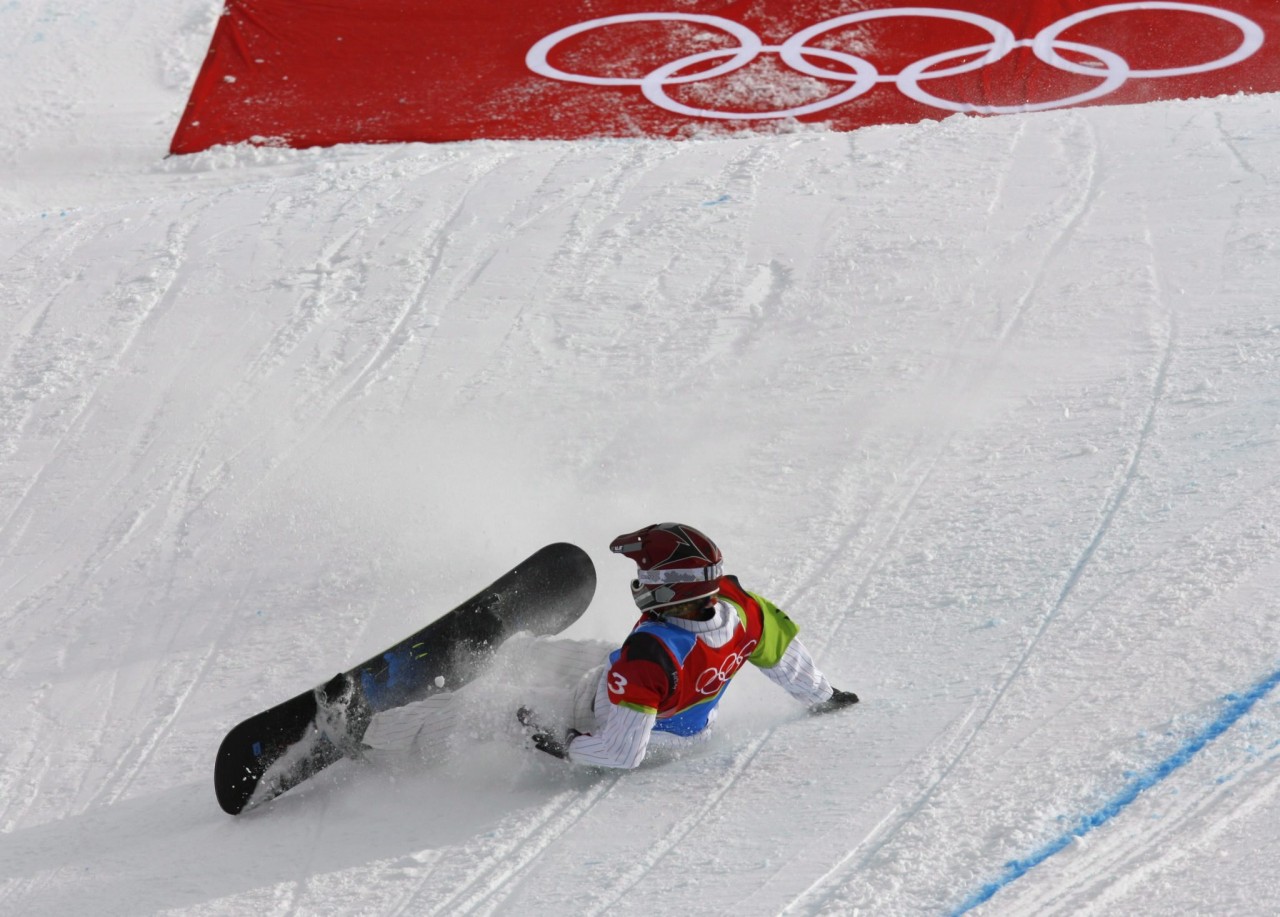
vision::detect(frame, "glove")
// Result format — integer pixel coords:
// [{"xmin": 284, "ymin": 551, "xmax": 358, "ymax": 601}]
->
[
  {"xmin": 810, "ymin": 688, "xmax": 859, "ymax": 716},
  {"xmin": 532, "ymin": 728, "xmax": 582, "ymax": 760}
]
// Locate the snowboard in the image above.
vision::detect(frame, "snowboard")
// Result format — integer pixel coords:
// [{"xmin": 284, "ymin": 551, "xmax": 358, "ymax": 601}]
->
[{"xmin": 213, "ymin": 542, "xmax": 595, "ymax": 815}]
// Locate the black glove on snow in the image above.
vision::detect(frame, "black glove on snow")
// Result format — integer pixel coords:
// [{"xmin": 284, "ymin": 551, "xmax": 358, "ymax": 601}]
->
[
  {"xmin": 810, "ymin": 688, "xmax": 859, "ymax": 716},
  {"xmin": 532, "ymin": 729, "xmax": 582, "ymax": 760}
]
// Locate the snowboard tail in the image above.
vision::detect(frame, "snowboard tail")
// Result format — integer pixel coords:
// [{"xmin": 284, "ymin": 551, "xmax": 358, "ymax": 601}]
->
[{"xmin": 214, "ymin": 542, "xmax": 595, "ymax": 814}]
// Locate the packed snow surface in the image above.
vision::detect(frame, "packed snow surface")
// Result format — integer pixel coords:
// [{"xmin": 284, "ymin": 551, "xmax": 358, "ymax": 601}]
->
[{"xmin": 2, "ymin": 2, "xmax": 1279, "ymax": 915}]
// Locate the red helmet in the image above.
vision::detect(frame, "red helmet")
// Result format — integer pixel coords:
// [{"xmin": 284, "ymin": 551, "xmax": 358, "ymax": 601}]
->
[{"xmin": 609, "ymin": 523, "xmax": 723, "ymax": 613}]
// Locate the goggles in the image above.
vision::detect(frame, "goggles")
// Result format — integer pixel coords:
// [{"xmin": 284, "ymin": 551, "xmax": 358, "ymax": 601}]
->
[{"xmin": 635, "ymin": 563, "xmax": 723, "ymax": 585}]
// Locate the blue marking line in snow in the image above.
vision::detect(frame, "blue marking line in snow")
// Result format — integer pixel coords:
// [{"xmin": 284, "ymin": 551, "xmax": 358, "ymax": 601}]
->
[{"xmin": 951, "ymin": 664, "xmax": 1280, "ymax": 916}]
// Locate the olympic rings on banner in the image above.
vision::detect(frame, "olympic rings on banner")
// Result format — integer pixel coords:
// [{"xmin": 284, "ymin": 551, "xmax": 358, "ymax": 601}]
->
[{"xmin": 525, "ymin": 3, "xmax": 1265, "ymax": 119}]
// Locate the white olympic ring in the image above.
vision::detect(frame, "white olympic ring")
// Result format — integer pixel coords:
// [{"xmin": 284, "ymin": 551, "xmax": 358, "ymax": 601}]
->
[{"xmin": 525, "ymin": 3, "xmax": 1265, "ymax": 119}]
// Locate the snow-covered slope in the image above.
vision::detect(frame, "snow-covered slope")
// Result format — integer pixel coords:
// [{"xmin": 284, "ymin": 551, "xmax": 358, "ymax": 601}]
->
[{"xmin": 2, "ymin": 2, "xmax": 1279, "ymax": 914}]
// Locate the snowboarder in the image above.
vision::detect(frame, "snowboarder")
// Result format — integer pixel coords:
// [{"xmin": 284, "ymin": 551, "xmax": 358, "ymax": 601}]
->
[{"xmin": 526, "ymin": 523, "xmax": 858, "ymax": 768}]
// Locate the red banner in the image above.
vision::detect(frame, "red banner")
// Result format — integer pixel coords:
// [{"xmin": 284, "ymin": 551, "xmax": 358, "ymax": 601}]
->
[{"xmin": 170, "ymin": 1, "xmax": 1280, "ymax": 153}]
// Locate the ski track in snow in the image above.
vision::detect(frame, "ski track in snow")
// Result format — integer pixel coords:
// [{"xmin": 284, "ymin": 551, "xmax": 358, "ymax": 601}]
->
[
  {"xmin": 772, "ymin": 107, "xmax": 1276, "ymax": 916},
  {"xmin": 775, "ymin": 122, "xmax": 1115, "ymax": 915},
  {"xmin": 973, "ymin": 670, "xmax": 1280, "ymax": 916},
  {"xmin": 771, "ymin": 117, "xmax": 1128, "ymax": 914},
  {"xmin": 423, "ymin": 779, "xmax": 622, "ymax": 917}
]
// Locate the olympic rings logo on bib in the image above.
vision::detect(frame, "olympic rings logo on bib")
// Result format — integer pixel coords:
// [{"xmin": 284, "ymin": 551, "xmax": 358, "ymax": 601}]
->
[
  {"xmin": 526, "ymin": 3, "xmax": 1265, "ymax": 120},
  {"xmin": 694, "ymin": 640, "xmax": 758, "ymax": 696}
]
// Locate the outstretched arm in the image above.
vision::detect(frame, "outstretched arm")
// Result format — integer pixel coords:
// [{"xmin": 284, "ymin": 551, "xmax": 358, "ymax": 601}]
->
[
  {"xmin": 748, "ymin": 592, "xmax": 859, "ymax": 714},
  {"xmin": 758, "ymin": 636, "xmax": 834, "ymax": 705}
]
